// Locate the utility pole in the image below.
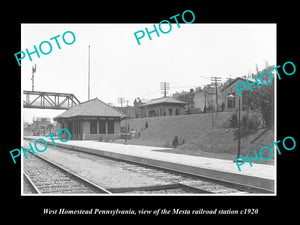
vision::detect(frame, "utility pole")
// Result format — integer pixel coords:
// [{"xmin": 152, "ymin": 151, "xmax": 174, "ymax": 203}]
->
[
  {"xmin": 210, "ymin": 77, "xmax": 222, "ymax": 112},
  {"xmin": 31, "ymin": 64, "xmax": 36, "ymax": 91},
  {"xmin": 160, "ymin": 82, "xmax": 170, "ymax": 98},
  {"xmin": 125, "ymin": 99, "xmax": 129, "ymax": 112},
  {"xmin": 125, "ymin": 99, "xmax": 129, "ymax": 144},
  {"xmin": 118, "ymin": 98, "xmax": 129, "ymax": 144},
  {"xmin": 88, "ymin": 45, "xmax": 91, "ymax": 101},
  {"xmin": 226, "ymin": 75, "xmax": 232, "ymax": 84},
  {"xmin": 118, "ymin": 97, "xmax": 125, "ymax": 107},
  {"xmin": 204, "ymin": 91, "xmax": 207, "ymax": 113}
]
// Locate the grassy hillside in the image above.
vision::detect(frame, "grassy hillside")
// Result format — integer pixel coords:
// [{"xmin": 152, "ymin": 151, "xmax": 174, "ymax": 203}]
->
[
  {"xmin": 122, "ymin": 113, "xmax": 229, "ymax": 147},
  {"xmin": 121, "ymin": 112, "xmax": 274, "ymax": 164}
]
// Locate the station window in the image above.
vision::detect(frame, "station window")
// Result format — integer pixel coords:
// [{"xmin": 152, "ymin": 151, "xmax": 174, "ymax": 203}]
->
[
  {"xmin": 90, "ymin": 121, "xmax": 97, "ymax": 134},
  {"xmin": 108, "ymin": 121, "xmax": 114, "ymax": 134},
  {"xmin": 99, "ymin": 120, "xmax": 106, "ymax": 134},
  {"xmin": 227, "ymin": 93, "xmax": 236, "ymax": 108}
]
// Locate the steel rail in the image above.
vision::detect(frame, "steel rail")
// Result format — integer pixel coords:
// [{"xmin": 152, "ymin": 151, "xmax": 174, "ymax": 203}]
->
[
  {"xmin": 23, "ymin": 138, "xmax": 272, "ymax": 194},
  {"xmin": 23, "ymin": 171, "xmax": 41, "ymax": 194},
  {"xmin": 107, "ymin": 183, "xmax": 214, "ymax": 194},
  {"xmin": 26, "ymin": 151, "xmax": 112, "ymax": 194},
  {"xmin": 176, "ymin": 183, "xmax": 214, "ymax": 194}
]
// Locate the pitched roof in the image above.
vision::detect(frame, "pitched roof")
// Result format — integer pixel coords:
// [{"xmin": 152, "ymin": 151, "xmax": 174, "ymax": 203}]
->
[
  {"xmin": 221, "ymin": 77, "xmax": 247, "ymax": 92},
  {"xmin": 54, "ymin": 98, "xmax": 125, "ymax": 120},
  {"xmin": 139, "ymin": 97, "xmax": 186, "ymax": 107}
]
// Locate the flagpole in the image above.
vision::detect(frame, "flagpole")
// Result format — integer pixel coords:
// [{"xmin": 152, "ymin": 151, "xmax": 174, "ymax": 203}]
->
[{"xmin": 88, "ymin": 45, "xmax": 90, "ymax": 101}]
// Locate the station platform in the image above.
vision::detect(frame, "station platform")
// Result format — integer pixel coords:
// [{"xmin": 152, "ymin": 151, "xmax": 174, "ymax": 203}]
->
[{"xmin": 23, "ymin": 137, "xmax": 275, "ymax": 193}]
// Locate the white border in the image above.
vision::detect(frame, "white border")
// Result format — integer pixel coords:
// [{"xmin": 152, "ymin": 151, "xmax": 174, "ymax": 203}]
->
[{"xmin": 21, "ymin": 23, "xmax": 277, "ymax": 197}]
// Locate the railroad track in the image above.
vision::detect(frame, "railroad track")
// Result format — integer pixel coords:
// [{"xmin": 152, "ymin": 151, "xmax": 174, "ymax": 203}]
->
[
  {"xmin": 23, "ymin": 171, "xmax": 40, "ymax": 194},
  {"xmin": 23, "ymin": 151, "xmax": 217, "ymax": 194},
  {"xmin": 23, "ymin": 152, "xmax": 111, "ymax": 194},
  {"xmin": 22, "ymin": 139, "xmax": 256, "ymax": 194}
]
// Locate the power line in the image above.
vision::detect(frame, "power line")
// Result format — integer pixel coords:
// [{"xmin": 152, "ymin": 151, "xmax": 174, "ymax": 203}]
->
[
  {"xmin": 139, "ymin": 84, "xmax": 208, "ymax": 98},
  {"xmin": 136, "ymin": 76, "xmax": 217, "ymax": 100},
  {"xmin": 199, "ymin": 75, "xmax": 211, "ymax": 80},
  {"xmin": 172, "ymin": 85, "xmax": 196, "ymax": 89},
  {"xmin": 138, "ymin": 89, "xmax": 161, "ymax": 98}
]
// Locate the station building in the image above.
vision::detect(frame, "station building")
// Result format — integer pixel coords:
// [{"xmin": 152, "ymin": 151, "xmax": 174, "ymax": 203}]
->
[
  {"xmin": 138, "ymin": 97, "xmax": 186, "ymax": 117},
  {"xmin": 54, "ymin": 98, "xmax": 125, "ymax": 140},
  {"xmin": 220, "ymin": 77, "xmax": 246, "ymax": 112}
]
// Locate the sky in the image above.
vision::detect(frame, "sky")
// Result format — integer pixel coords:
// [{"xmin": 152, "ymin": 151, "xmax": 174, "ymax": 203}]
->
[{"xmin": 21, "ymin": 23, "xmax": 276, "ymax": 123}]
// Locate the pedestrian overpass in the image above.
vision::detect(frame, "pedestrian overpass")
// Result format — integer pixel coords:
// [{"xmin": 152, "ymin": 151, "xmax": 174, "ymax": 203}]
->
[{"xmin": 23, "ymin": 90, "xmax": 80, "ymax": 110}]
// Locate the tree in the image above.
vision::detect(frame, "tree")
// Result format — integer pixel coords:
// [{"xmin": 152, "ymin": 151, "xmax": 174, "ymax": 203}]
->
[{"xmin": 242, "ymin": 77, "xmax": 274, "ymax": 129}]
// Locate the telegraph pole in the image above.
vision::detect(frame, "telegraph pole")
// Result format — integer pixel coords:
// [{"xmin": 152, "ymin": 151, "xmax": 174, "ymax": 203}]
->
[
  {"xmin": 125, "ymin": 99, "xmax": 129, "ymax": 144},
  {"xmin": 160, "ymin": 82, "xmax": 170, "ymax": 98},
  {"xmin": 118, "ymin": 97, "xmax": 125, "ymax": 107},
  {"xmin": 118, "ymin": 98, "xmax": 129, "ymax": 144},
  {"xmin": 226, "ymin": 75, "xmax": 232, "ymax": 84},
  {"xmin": 210, "ymin": 77, "xmax": 222, "ymax": 112},
  {"xmin": 88, "ymin": 45, "xmax": 90, "ymax": 101},
  {"xmin": 31, "ymin": 64, "xmax": 36, "ymax": 91}
]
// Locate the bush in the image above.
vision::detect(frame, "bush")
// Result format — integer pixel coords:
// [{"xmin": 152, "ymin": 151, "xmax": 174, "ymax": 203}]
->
[
  {"xmin": 242, "ymin": 83, "xmax": 274, "ymax": 128},
  {"xmin": 242, "ymin": 113, "xmax": 261, "ymax": 130},
  {"xmin": 232, "ymin": 112, "xmax": 262, "ymax": 140},
  {"xmin": 169, "ymin": 136, "xmax": 186, "ymax": 148},
  {"xmin": 229, "ymin": 112, "xmax": 238, "ymax": 128},
  {"xmin": 247, "ymin": 114, "xmax": 261, "ymax": 130},
  {"xmin": 225, "ymin": 112, "xmax": 261, "ymax": 130}
]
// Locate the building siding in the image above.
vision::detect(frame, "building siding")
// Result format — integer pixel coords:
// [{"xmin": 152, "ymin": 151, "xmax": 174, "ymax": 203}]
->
[{"xmin": 221, "ymin": 78, "xmax": 245, "ymax": 112}]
